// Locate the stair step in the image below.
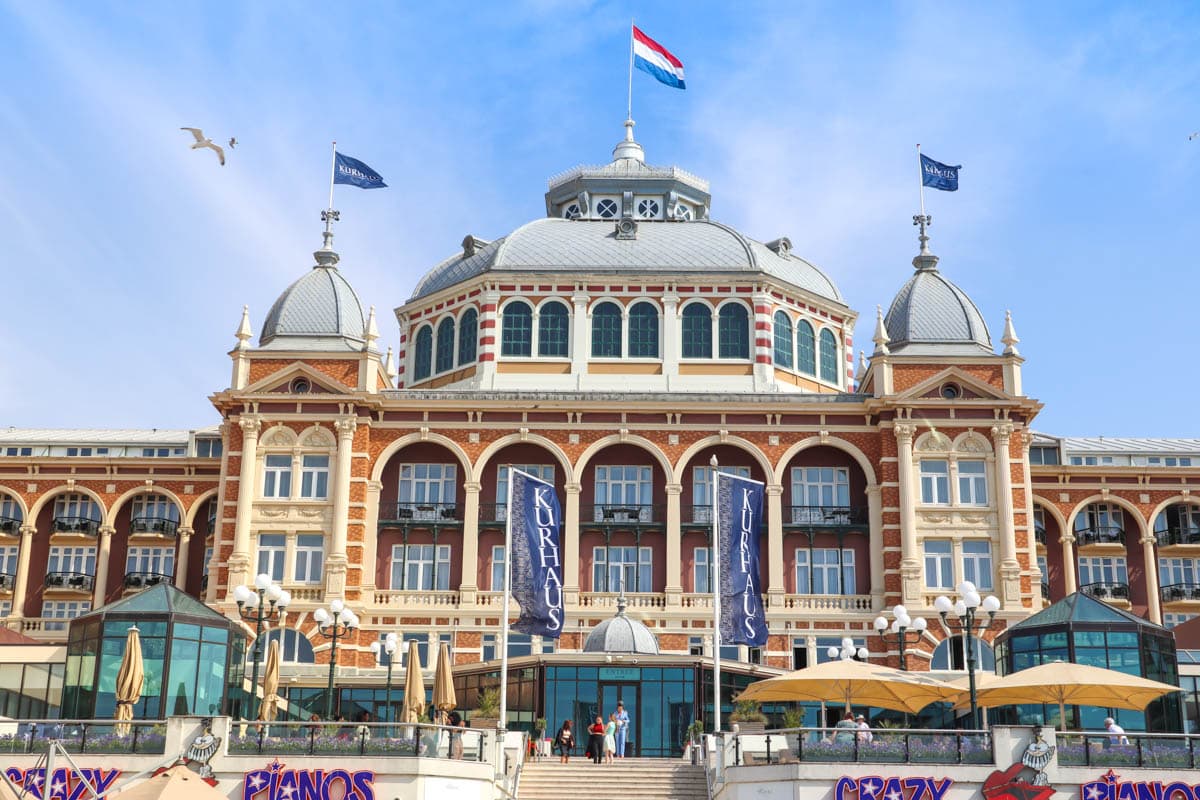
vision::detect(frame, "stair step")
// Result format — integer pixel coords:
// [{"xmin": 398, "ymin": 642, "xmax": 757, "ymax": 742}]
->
[{"xmin": 518, "ymin": 761, "xmax": 707, "ymax": 800}]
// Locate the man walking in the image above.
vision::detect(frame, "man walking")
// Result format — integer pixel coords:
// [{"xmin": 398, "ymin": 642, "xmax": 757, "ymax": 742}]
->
[{"xmin": 614, "ymin": 701, "xmax": 630, "ymax": 758}]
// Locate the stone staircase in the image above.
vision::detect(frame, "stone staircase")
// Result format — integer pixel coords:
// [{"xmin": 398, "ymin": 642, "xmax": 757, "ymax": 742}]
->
[{"xmin": 518, "ymin": 757, "xmax": 707, "ymax": 800}]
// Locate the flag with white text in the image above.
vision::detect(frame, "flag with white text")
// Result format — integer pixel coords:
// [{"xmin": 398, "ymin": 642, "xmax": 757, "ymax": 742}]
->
[
  {"xmin": 334, "ymin": 151, "xmax": 388, "ymax": 189},
  {"xmin": 508, "ymin": 469, "xmax": 564, "ymax": 638},
  {"xmin": 716, "ymin": 472, "xmax": 767, "ymax": 647},
  {"xmin": 920, "ymin": 154, "xmax": 960, "ymax": 192}
]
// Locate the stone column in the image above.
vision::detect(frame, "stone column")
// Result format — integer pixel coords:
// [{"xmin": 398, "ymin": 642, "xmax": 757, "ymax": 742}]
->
[
  {"xmin": 8, "ymin": 525, "xmax": 35, "ymax": 621},
  {"xmin": 93, "ymin": 525, "xmax": 114, "ymax": 608},
  {"xmin": 766, "ymin": 484, "xmax": 785, "ymax": 605},
  {"xmin": 477, "ymin": 288, "xmax": 501, "ymax": 387},
  {"xmin": 665, "ymin": 484, "xmax": 683, "ymax": 605},
  {"xmin": 1061, "ymin": 531, "xmax": 1077, "ymax": 594},
  {"xmin": 175, "ymin": 526, "xmax": 193, "ymax": 589},
  {"xmin": 362, "ymin": 480, "xmax": 383, "ymax": 596},
  {"xmin": 326, "ymin": 417, "xmax": 357, "ymax": 598},
  {"xmin": 229, "ymin": 416, "xmax": 262, "ymax": 594},
  {"xmin": 991, "ymin": 424, "xmax": 1022, "ymax": 605},
  {"xmin": 894, "ymin": 423, "xmax": 921, "ymax": 604},
  {"xmin": 1142, "ymin": 533, "xmax": 1163, "ymax": 624},
  {"xmin": 866, "ymin": 485, "xmax": 885, "ymax": 608},
  {"xmin": 571, "ymin": 293, "xmax": 589, "ymax": 376},
  {"xmin": 459, "ymin": 481, "xmax": 481, "ymax": 604},
  {"xmin": 563, "ymin": 483, "xmax": 581, "ymax": 607},
  {"xmin": 662, "ymin": 291, "xmax": 680, "ymax": 374}
]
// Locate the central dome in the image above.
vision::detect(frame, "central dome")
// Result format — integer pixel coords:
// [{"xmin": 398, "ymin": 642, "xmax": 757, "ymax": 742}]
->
[
  {"xmin": 883, "ymin": 250, "xmax": 991, "ymax": 355},
  {"xmin": 582, "ymin": 596, "xmax": 660, "ymax": 655},
  {"xmin": 259, "ymin": 257, "xmax": 367, "ymax": 352}
]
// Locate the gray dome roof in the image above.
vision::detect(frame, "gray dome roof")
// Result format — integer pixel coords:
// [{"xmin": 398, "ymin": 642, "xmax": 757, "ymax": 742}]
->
[
  {"xmin": 259, "ymin": 262, "xmax": 366, "ymax": 351},
  {"xmin": 883, "ymin": 252, "xmax": 992, "ymax": 355},
  {"xmin": 409, "ymin": 218, "xmax": 844, "ymax": 305},
  {"xmin": 582, "ymin": 596, "xmax": 660, "ymax": 655}
]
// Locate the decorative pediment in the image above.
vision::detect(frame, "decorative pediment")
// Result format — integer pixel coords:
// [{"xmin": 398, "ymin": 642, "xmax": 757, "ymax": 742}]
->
[
  {"xmin": 894, "ymin": 366, "xmax": 1013, "ymax": 403},
  {"xmin": 242, "ymin": 361, "xmax": 351, "ymax": 396}
]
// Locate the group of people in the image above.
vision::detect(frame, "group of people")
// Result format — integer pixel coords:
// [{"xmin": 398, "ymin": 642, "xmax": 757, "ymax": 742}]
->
[
  {"xmin": 833, "ymin": 711, "xmax": 874, "ymax": 744},
  {"xmin": 553, "ymin": 701, "xmax": 630, "ymax": 763}
]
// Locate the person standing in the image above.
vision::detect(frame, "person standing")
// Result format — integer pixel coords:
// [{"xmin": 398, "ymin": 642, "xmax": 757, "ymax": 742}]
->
[
  {"xmin": 1104, "ymin": 717, "xmax": 1129, "ymax": 746},
  {"xmin": 554, "ymin": 719, "xmax": 575, "ymax": 763},
  {"xmin": 614, "ymin": 701, "xmax": 630, "ymax": 758},
  {"xmin": 603, "ymin": 713, "xmax": 617, "ymax": 764},
  {"xmin": 588, "ymin": 716, "xmax": 606, "ymax": 764}
]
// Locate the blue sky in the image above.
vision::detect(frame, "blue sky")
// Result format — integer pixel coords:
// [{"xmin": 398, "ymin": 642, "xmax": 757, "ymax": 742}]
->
[{"xmin": 1, "ymin": 1, "xmax": 1198, "ymax": 435}]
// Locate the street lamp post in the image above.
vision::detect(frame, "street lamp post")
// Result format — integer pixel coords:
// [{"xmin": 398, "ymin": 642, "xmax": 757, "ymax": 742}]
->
[
  {"xmin": 826, "ymin": 637, "xmax": 869, "ymax": 663},
  {"xmin": 314, "ymin": 600, "xmax": 360, "ymax": 720},
  {"xmin": 369, "ymin": 632, "xmax": 400, "ymax": 725},
  {"xmin": 934, "ymin": 581, "xmax": 1001, "ymax": 730},
  {"xmin": 873, "ymin": 605, "xmax": 928, "ymax": 671},
  {"xmin": 234, "ymin": 574, "xmax": 290, "ymax": 722}
]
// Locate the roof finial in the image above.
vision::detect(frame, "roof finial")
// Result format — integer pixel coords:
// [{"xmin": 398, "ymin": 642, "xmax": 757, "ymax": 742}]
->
[
  {"xmin": 234, "ymin": 305, "xmax": 253, "ymax": 350},
  {"xmin": 911, "ymin": 213, "xmax": 939, "ymax": 271},
  {"xmin": 1002, "ymin": 309, "xmax": 1020, "ymax": 356},
  {"xmin": 315, "ymin": 209, "xmax": 341, "ymax": 268},
  {"xmin": 363, "ymin": 306, "xmax": 379, "ymax": 351},
  {"xmin": 855, "ymin": 350, "xmax": 868, "ymax": 382},
  {"xmin": 383, "ymin": 346, "xmax": 397, "ymax": 384},
  {"xmin": 612, "ymin": 117, "xmax": 645, "ymax": 163},
  {"xmin": 872, "ymin": 305, "xmax": 891, "ymax": 355}
]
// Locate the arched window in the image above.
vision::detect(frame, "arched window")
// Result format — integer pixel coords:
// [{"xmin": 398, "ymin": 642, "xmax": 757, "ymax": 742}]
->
[
  {"xmin": 931, "ymin": 635, "xmax": 995, "ymax": 672},
  {"xmin": 538, "ymin": 301, "xmax": 569, "ymax": 357},
  {"xmin": 414, "ymin": 326, "xmax": 433, "ymax": 381},
  {"xmin": 248, "ymin": 629, "xmax": 315, "ymax": 665},
  {"xmin": 628, "ymin": 301, "xmax": 660, "ymax": 358},
  {"xmin": 591, "ymin": 301, "xmax": 623, "ymax": 358},
  {"xmin": 457, "ymin": 308, "xmax": 478, "ymax": 366},
  {"xmin": 718, "ymin": 303, "xmax": 750, "ymax": 359},
  {"xmin": 0, "ymin": 493, "xmax": 23, "ymax": 526},
  {"xmin": 501, "ymin": 301, "xmax": 532, "ymax": 357},
  {"xmin": 819, "ymin": 329, "xmax": 839, "ymax": 383},
  {"xmin": 681, "ymin": 303, "xmax": 712, "ymax": 359},
  {"xmin": 796, "ymin": 320, "xmax": 816, "ymax": 375},
  {"xmin": 773, "ymin": 311, "xmax": 793, "ymax": 368},
  {"xmin": 435, "ymin": 318, "xmax": 455, "ymax": 373}
]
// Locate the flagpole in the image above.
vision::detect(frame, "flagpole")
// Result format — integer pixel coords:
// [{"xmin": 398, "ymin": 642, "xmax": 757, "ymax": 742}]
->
[
  {"xmin": 499, "ymin": 464, "xmax": 513, "ymax": 752},
  {"xmin": 916, "ymin": 143, "xmax": 926, "ymax": 219},
  {"xmin": 627, "ymin": 19, "xmax": 635, "ymax": 121},
  {"xmin": 328, "ymin": 141, "xmax": 337, "ymax": 211},
  {"xmin": 710, "ymin": 455, "xmax": 721, "ymax": 735}
]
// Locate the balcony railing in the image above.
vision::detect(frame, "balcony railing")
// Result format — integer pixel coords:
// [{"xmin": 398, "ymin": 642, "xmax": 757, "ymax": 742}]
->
[
  {"xmin": 373, "ymin": 589, "xmax": 461, "ymax": 607},
  {"xmin": 787, "ymin": 505, "xmax": 868, "ymax": 528},
  {"xmin": 0, "ymin": 516, "xmax": 21, "ymax": 535},
  {"xmin": 782, "ymin": 594, "xmax": 873, "ymax": 611},
  {"xmin": 45, "ymin": 571, "xmax": 95, "ymax": 592},
  {"xmin": 579, "ymin": 592, "xmax": 667, "ymax": 610},
  {"xmin": 381, "ymin": 503, "xmax": 461, "ymax": 524},
  {"xmin": 1058, "ymin": 731, "xmax": 1200, "ymax": 769},
  {"xmin": 588, "ymin": 504, "xmax": 661, "ymax": 524},
  {"xmin": 124, "ymin": 571, "xmax": 172, "ymax": 589},
  {"xmin": 0, "ymin": 572, "xmax": 13, "ymax": 591},
  {"xmin": 52, "ymin": 516, "xmax": 100, "ymax": 536},
  {"xmin": 1080, "ymin": 581, "xmax": 1130, "ymax": 601},
  {"xmin": 478, "ymin": 503, "xmax": 508, "ymax": 523},
  {"xmin": 228, "ymin": 720, "xmax": 487, "ymax": 760},
  {"xmin": 0, "ymin": 720, "xmax": 166, "ymax": 755},
  {"xmin": 682, "ymin": 505, "xmax": 714, "ymax": 525},
  {"xmin": 725, "ymin": 727, "xmax": 992, "ymax": 766},
  {"xmin": 1157, "ymin": 526, "xmax": 1200, "ymax": 547},
  {"xmin": 129, "ymin": 516, "xmax": 179, "ymax": 537},
  {"xmin": 1034, "ymin": 524, "xmax": 1046, "ymax": 545},
  {"xmin": 1161, "ymin": 583, "xmax": 1200, "ymax": 602},
  {"xmin": 1040, "ymin": 580, "xmax": 1050, "ymax": 599},
  {"xmin": 1075, "ymin": 525, "xmax": 1125, "ymax": 546}
]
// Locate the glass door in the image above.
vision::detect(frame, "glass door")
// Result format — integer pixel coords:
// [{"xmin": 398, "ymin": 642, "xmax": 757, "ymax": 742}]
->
[{"xmin": 599, "ymin": 682, "xmax": 640, "ymax": 757}]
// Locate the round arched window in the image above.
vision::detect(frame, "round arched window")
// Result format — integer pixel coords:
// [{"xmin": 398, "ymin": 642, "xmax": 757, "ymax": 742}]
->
[
  {"xmin": 562, "ymin": 203, "xmax": 582, "ymax": 220},
  {"xmin": 637, "ymin": 198, "xmax": 660, "ymax": 218},
  {"xmin": 596, "ymin": 199, "xmax": 619, "ymax": 219},
  {"xmin": 941, "ymin": 383, "xmax": 962, "ymax": 400},
  {"xmin": 290, "ymin": 378, "xmax": 311, "ymax": 394}
]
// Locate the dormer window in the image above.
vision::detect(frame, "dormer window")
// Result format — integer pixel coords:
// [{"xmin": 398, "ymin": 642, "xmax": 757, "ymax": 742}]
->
[
  {"xmin": 673, "ymin": 203, "xmax": 694, "ymax": 221},
  {"xmin": 636, "ymin": 198, "xmax": 661, "ymax": 219},
  {"xmin": 596, "ymin": 198, "xmax": 619, "ymax": 219},
  {"xmin": 562, "ymin": 203, "xmax": 582, "ymax": 220}
]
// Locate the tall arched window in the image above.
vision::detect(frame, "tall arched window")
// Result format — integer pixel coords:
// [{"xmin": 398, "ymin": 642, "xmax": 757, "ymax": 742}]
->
[
  {"xmin": 819, "ymin": 328, "xmax": 839, "ymax": 383},
  {"xmin": 501, "ymin": 301, "xmax": 532, "ymax": 357},
  {"xmin": 773, "ymin": 311, "xmax": 793, "ymax": 368},
  {"xmin": 538, "ymin": 301, "xmax": 569, "ymax": 357},
  {"xmin": 435, "ymin": 317, "xmax": 455, "ymax": 373},
  {"xmin": 591, "ymin": 301, "xmax": 623, "ymax": 357},
  {"xmin": 628, "ymin": 301, "xmax": 660, "ymax": 358},
  {"xmin": 681, "ymin": 303, "xmax": 712, "ymax": 359},
  {"xmin": 248, "ymin": 629, "xmax": 315, "ymax": 665},
  {"xmin": 931, "ymin": 635, "xmax": 995, "ymax": 672},
  {"xmin": 718, "ymin": 303, "xmax": 750, "ymax": 359},
  {"xmin": 457, "ymin": 308, "xmax": 478, "ymax": 366},
  {"xmin": 414, "ymin": 326, "xmax": 433, "ymax": 380},
  {"xmin": 796, "ymin": 320, "xmax": 816, "ymax": 376}
]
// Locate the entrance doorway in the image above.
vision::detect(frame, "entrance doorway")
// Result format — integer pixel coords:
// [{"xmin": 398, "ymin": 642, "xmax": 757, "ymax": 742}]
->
[{"xmin": 598, "ymin": 681, "xmax": 639, "ymax": 757}]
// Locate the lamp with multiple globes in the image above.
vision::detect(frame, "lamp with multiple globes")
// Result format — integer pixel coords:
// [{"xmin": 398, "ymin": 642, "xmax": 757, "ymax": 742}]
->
[
  {"xmin": 369, "ymin": 632, "xmax": 400, "ymax": 725},
  {"xmin": 826, "ymin": 636, "xmax": 869, "ymax": 662},
  {"xmin": 314, "ymin": 599, "xmax": 360, "ymax": 719},
  {"xmin": 234, "ymin": 574, "xmax": 291, "ymax": 722},
  {"xmin": 933, "ymin": 581, "xmax": 1001, "ymax": 729},
  {"xmin": 872, "ymin": 605, "xmax": 928, "ymax": 671}
]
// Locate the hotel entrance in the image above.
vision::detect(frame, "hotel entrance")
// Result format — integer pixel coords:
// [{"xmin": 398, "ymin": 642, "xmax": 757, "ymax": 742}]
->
[{"xmin": 598, "ymin": 675, "xmax": 639, "ymax": 756}]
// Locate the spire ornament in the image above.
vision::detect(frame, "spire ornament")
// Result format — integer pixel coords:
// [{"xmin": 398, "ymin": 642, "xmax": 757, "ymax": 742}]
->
[
  {"xmin": 363, "ymin": 306, "xmax": 379, "ymax": 351},
  {"xmin": 1002, "ymin": 309, "xmax": 1020, "ymax": 356},
  {"xmin": 383, "ymin": 346, "xmax": 397, "ymax": 383},
  {"xmin": 234, "ymin": 305, "xmax": 253, "ymax": 350},
  {"xmin": 855, "ymin": 350, "xmax": 868, "ymax": 382},
  {"xmin": 912, "ymin": 214, "xmax": 939, "ymax": 271},
  {"xmin": 872, "ymin": 305, "xmax": 891, "ymax": 355}
]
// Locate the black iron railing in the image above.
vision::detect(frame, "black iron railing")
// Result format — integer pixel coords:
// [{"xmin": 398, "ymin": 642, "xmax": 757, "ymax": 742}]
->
[
  {"xmin": 124, "ymin": 571, "xmax": 173, "ymax": 589},
  {"xmin": 0, "ymin": 720, "xmax": 166, "ymax": 755},
  {"xmin": 787, "ymin": 505, "xmax": 868, "ymax": 528},
  {"xmin": 227, "ymin": 720, "xmax": 489, "ymax": 760},
  {"xmin": 1040, "ymin": 580, "xmax": 1050, "ymax": 599},
  {"xmin": 588, "ymin": 504, "xmax": 661, "ymax": 524},
  {"xmin": 478, "ymin": 503, "xmax": 508, "ymax": 523},
  {"xmin": 382, "ymin": 503, "xmax": 461, "ymax": 523},
  {"xmin": 1157, "ymin": 526, "xmax": 1200, "ymax": 546},
  {"xmin": 0, "ymin": 516, "xmax": 21, "ymax": 535},
  {"xmin": 1075, "ymin": 525, "xmax": 1125, "ymax": 546},
  {"xmin": 726, "ymin": 727, "xmax": 992, "ymax": 766},
  {"xmin": 1080, "ymin": 581, "xmax": 1130, "ymax": 600},
  {"xmin": 0, "ymin": 572, "xmax": 13, "ymax": 590},
  {"xmin": 1058, "ymin": 731, "xmax": 1200, "ymax": 769},
  {"xmin": 45, "ymin": 571, "xmax": 96, "ymax": 591},
  {"xmin": 52, "ymin": 516, "xmax": 100, "ymax": 535},
  {"xmin": 1160, "ymin": 583, "xmax": 1200, "ymax": 602},
  {"xmin": 129, "ymin": 516, "xmax": 180, "ymax": 537}
]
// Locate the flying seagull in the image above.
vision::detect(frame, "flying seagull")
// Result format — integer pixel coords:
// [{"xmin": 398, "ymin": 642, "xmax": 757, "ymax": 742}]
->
[
  {"xmin": 228, "ymin": 137, "xmax": 237, "ymax": 149},
  {"xmin": 180, "ymin": 127, "xmax": 225, "ymax": 165},
  {"xmin": 1190, "ymin": 132, "xmax": 1199, "ymax": 141}
]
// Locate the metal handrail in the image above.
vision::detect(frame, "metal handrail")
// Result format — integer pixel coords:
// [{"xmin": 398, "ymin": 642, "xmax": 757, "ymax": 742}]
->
[
  {"xmin": 44, "ymin": 571, "xmax": 95, "ymax": 591},
  {"xmin": 1074, "ymin": 525, "xmax": 1125, "ymax": 546},
  {"xmin": 786, "ymin": 505, "xmax": 868, "ymax": 527},
  {"xmin": 1080, "ymin": 581, "xmax": 1130, "ymax": 600},
  {"xmin": 124, "ymin": 571, "xmax": 173, "ymax": 588},
  {"xmin": 52, "ymin": 516, "xmax": 100, "ymax": 535},
  {"xmin": 1156, "ymin": 526, "xmax": 1200, "ymax": 546},
  {"xmin": 0, "ymin": 516, "xmax": 21, "ymax": 535},
  {"xmin": 129, "ymin": 516, "xmax": 180, "ymax": 536},
  {"xmin": 588, "ymin": 504, "xmax": 662, "ymax": 524},
  {"xmin": 0, "ymin": 572, "xmax": 13, "ymax": 590},
  {"xmin": 227, "ymin": 719, "xmax": 489, "ymax": 759},
  {"xmin": 0, "ymin": 719, "xmax": 166, "ymax": 755},
  {"xmin": 382, "ymin": 502, "xmax": 462, "ymax": 523},
  {"xmin": 724, "ymin": 727, "xmax": 992, "ymax": 766},
  {"xmin": 1160, "ymin": 582, "xmax": 1200, "ymax": 602},
  {"xmin": 1058, "ymin": 730, "xmax": 1200, "ymax": 769}
]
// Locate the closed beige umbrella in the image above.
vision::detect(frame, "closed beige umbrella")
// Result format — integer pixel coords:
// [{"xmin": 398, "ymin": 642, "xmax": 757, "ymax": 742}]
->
[
  {"xmin": 108, "ymin": 764, "xmax": 228, "ymax": 800},
  {"xmin": 257, "ymin": 638, "xmax": 281, "ymax": 722},
  {"xmin": 737, "ymin": 658, "xmax": 960, "ymax": 714},
  {"xmin": 401, "ymin": 638, "xmax": 426, "ymax": 724},
  {"xmin": 432, "ymin": 641, "xmax": 457, "ymax": 721},
  {"xmin": 114, "ymin": 625, "xmax": 145, "ymax": 737}
]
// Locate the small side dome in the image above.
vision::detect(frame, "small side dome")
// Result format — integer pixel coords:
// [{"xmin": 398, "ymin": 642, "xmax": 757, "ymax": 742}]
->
[
  {"xmin": 883, "ymin": 249, "xmax": 991, "ymax": 355},
  {"xmin": 582, "ymin": 595, "xmax": 660, "ymax": 655},
  {"xmin": 259, "ymin": 261, "xmax": 367, "ymax": 352}
]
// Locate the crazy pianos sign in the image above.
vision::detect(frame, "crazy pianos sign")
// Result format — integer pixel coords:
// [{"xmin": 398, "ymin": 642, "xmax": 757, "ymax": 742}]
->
[
  {"xmin": 4, "ymin": 768, "xmax": 122, "ymax": 800},
  {"xmin": 835, "ymin": 776, "xmax": 955, "ymax": 800},
  {"xmin": 243, "ymin": 761, "xmax": 376, "ymax": 800}
]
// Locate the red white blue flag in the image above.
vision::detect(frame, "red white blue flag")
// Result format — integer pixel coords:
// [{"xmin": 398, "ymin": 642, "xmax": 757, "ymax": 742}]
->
[{"xmin": 633, "ymin": 26, "xmax": 685, "ymax": 89}]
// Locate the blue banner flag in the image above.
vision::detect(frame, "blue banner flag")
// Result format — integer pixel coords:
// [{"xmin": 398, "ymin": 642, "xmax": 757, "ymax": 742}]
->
[
  {"xmin": 334, "ymin": 152, "xmax": 387, "ymax": 189},
  {"xmin": 716, "ymin": 472, "xmax": 767, "ymax": 647},
  {"xmin": 920, "ymin": 154, "xmax": 960, "ymax": 192},
  {"xmin": 508, "ymin": 469, "xmax": 564, "ymax": 638}
]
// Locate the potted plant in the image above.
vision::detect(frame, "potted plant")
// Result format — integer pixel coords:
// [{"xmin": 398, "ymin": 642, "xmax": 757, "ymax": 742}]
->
[
  {"xmin": 685, "ymin": 720, "xmax": 706, "ymax": 763},
  {"xmin": 780, "ymin": 707, "xmax": 805, "ymax": 753},
  {"xmin": 729, "ymin": 697, "xmax": 768, "ymax": 734},
  {"xmin": 472, "ymin": 687, "xmax": 501, "ymax": 730}
]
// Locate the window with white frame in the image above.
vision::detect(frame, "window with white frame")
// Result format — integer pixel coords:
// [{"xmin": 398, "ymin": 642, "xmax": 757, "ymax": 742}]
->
[
  {"xmin": 961, "ymin": 540, "xmax": 993, "ymax": 590},
  {"xmin": 694, "ymin": 546, "xmax": 712, "ymax": 593},
  {"xmin": 594, "ymin": 465, "xmax": 653, "ymax": 521},
  {"xmin": 593, "ymin": 546, "xmax": 652, "ymax": 592},
  {"xmin": 391, "ymin": 544, "xmax": 451, "ymax": 591},
  {"xmin": 131, "ymin": 493, "xmax": 180, "ymax": 523},
  {"xmin": 1077, "ymin": 556, "xmax": 1128, "ymax": 587},
  {"xmin": 1165, "ymin": 613, "xmax": 1198, "ymax": 628},
  {"xmin": 263, "ymin": 455, "xmax": 292, "ymax": 498},
  {"xmin": 923, "ymin": 540, "xmax": 953, "ymax": 589},
  {"xmin": 0, "ymin": 546, "xmax": 17, "ymax": 579},
  {"xmin": 919, "ymin": 460, "xmax": 950, "ymax": 504},
  {"xmin": 790, "ymin": 466, "xmax": 850, "ymax": 523},
  {"xmin": 957, "ymin": 460, "xmax": 988, "ymax": 505},
  {"xmin": 495, "ymin": 464, "xmax": 555, "ymax": 515},
  {"xmin": 398, "ymin": 631, "xmax": 454, "ymax": 665},
  {"xmin": 816, "ymin": 636, "xmax": 867, "ymax": 664},
  {"xmin": 43, "ymin": 600, "xmax": 90, "ymax": 630},
  {"xmin": 294, "ymin": 534, "xmax": 325, "ymax": 583},
  {"xmin": 1075, "ymin": 503, "xmax": 1124, "ymax": 536},
  {"xmin": 692, "ymin": 465, "xmax": 751, "ymax": 523},
  {"xmin": 48, "ymin": 546, "xmax": 96, "ymax": 576},
  {"xmin": 1158, "ymin": 557, "xmax": 1200, "ymax": 588},
  {"xmin": 256, "ymin": 534, "xmax": 286, "ymax": 582},
  {"xmin": 300, "ymin": 455, "xmax": 330, "ymax": 499},
  {"xmin": 0, "ymin": 494, "xmax": 20, "ymax": 522},
  {"xmin": 53, "ymin": 493, "xmax": 99, "ymax": 521},
  {"xmin": 491, "ymin": 545, "xmax": 506, "ymax": 591},
  {"xmin": 0, "ymin": 600, "xmax": 9, "ymax": 617},
  {"xmin": 1037, "ymin": 555, "xmax": 1048, "ymax": 584},
  {"xmin": 482, "ymin": 631, "xmax": 529, "ymax": 661},
  {"xmin": 795, "ymin": 548, "xmax": 855, "ymax": 594},
  {"xmin": 398, "ymin": 464, "xmax": 457, "ymax": 516},
  {"xmin": 126, "ymin": 546, "xmax": 175, "ymax": 577},
  {"xmin": 250, "ymin": 629, "xmax": 315, "ymax": 664}
]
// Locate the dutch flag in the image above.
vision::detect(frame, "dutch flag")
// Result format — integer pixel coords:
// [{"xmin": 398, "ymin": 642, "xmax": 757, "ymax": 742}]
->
[{"xmin": 633, "ymin": 26, "xmax": 685, "ymax": 89}]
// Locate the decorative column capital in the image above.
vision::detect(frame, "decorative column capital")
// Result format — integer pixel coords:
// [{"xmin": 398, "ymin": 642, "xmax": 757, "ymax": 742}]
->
[
  {"xmin": 98, "ymin": 525, "xmax": 116, "ymax": 538},
  {"xmin": 239, "ymin": 417, "xmax": 263, "ymax": 437},
  {"xmin": 665, "ymin": 483, "xmax": 682, "ymax": 496},
  {"xmin": 463, "ymin": 481, "xmax": 483, "ymax": 493},
  {"xmin": 990, "ymin": 423, "xmax": 1014, "ymax": 444},
  {"xmin": 893, "ymin": 423, "xmax": 917, "ymax": 443},
  {"xmin": 765, "ymin": 484, "xmax": 784, "ymax": 497},
  {"xmin": 565, "ymin": 483, "xmax": 582, "ymax": 495},
  {"xmin": 177, "ymin": 526, "xmax": 194, "ymax": 538},
  {"xmin": 1060, "ymin": 532, "xmax": 1076, "ymax": 545},
  {"xmin": 334, "ymin": 417, "xmax": 358, "ymax": 438},
  {"xmin": 18, "ymin": 524, "xmax": 35, "ymax": 538},
  {"xmin": 865, "ymin": 484, "xmax": 882, "ymax": 498},
  {"xmin": 367, "ymin": 480, "xmax": 384, "ymax": 493}
]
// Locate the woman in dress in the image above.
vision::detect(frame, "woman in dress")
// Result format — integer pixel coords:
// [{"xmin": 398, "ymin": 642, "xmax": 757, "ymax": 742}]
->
[
  {"xmin": 603, "ymin": 713, "xmax": 617, "ymax": 764},
  {"xmin": 554, "ymin": 719, "xmax": 575, "ymax": 763}
]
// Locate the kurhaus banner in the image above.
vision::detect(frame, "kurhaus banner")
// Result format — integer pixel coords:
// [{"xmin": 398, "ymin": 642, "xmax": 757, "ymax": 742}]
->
[
  {"xmin": 508, "ymin": 469, "xmax": 564, "ymax": 637},
  {"xmin": 717, "ymin": 472, "xmax": 767, "ymax": 647}
]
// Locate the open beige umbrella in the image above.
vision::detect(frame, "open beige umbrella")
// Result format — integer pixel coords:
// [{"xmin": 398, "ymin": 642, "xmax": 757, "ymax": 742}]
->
[
  {"xmin": 960, "ymin": 661, "xmax": 1182, "ymax": 730},
  {"xmin": 737, "ymin": 658, "xmax": 961, "ymax": 715},
  {"xmin": 115, "ymin": 625, "xmax": 145, "ymax": 737},
  {"xmin": 256, "ymin": 638, "xmax": 281, "ymax": 722},
  {"xmin": 401, "ymin": 638, "xmax": 426, "ymax": 724},
  {"xmin": 432, "ymin": 641, "xmax": 457, "ymax": 721},
  {"xmin": 107, "ymin": 764, "xmax": 228, "ymax": 800}
]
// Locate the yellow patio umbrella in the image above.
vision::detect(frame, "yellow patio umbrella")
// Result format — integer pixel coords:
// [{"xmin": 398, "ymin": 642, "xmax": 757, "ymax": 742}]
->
[
  {"xmin": 960, "ymin": 661, "xmax": 1182, "ymax": 730},
  {"xmin": 114, "ymin": 625, "xmax": 145, "ymax": 737},
  {"xmin": 107, "ymin": 764, "xmax": 228, "ymax": 800},
  {"xmin": 0, "ymin": 774, "xmax": 21, "ymax": 800},
  {"xmin": 737, "ymin": 658, "xmax": 961, "ymax": 715},
  {"xmin": 432, "ymin": 641, "xmax": 457, "ymax": 722},
  {"xmin": 257, "ymin": 638, "xmax": 281, "ymax": 722},
  {"xmin": 401, "ymin": 638, "xmax": 426, "ymax": 724}
]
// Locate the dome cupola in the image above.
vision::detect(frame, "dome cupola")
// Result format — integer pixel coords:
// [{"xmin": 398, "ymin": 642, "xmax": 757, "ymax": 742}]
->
[
  {"xmin": 582, "ymin": 594, "xmax": 660, "ymax": 655},
  {"xmin": 258, "ymin": 233, "xmax": 368, "ymax": 352}
]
